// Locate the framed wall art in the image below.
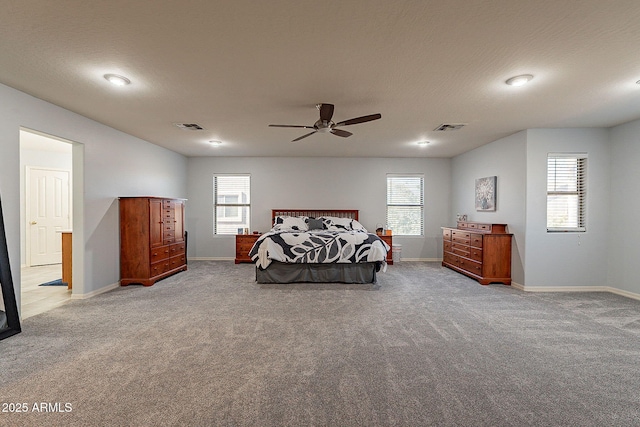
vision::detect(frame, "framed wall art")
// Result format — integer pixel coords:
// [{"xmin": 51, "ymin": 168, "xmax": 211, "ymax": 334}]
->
[{"xmin": 475, "ymin": 176, "xmax": 497, "ymax": 212}]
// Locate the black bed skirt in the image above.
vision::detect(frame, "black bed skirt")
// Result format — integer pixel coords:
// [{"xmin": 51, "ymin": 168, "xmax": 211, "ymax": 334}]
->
[{"xmin": 255, "ymin": 262, "xmax": 378, "ymax": 284}]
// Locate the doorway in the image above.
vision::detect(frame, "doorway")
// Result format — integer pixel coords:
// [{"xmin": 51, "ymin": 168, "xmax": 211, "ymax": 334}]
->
[{"xmin": 20, "ymin": 129, "xmax": 74, "ymax": 319}]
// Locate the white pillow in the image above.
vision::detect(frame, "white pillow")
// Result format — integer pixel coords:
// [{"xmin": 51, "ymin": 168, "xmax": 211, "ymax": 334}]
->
[{"xmin": 273, "ymin": 216, "xmax": 309, "ymax": 231}]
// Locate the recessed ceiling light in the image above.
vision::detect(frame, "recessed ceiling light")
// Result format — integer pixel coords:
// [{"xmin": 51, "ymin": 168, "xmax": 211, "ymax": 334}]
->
[
  {"xmin": 103, "ymin": 74, "xmax": 131, "ymax": 86},
  {"xmin": 505, "ymin": 74, "xmax": 533, "ymax": 87},
  {"xmin": 417, "ymin": 141, "xmax": 430, "ymax": 146},
  {"xmin": 209, "ymin": 140, "xmax": 222, "ymax": 146}
]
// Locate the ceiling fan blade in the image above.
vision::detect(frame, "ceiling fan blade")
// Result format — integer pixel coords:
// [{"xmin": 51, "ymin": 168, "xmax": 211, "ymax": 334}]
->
[
  {"xmin": 330, "ymin": 129, "xmax": 353, "ymax": 138},
  {"xmin": 291, "ymin": 131, "xmax": 317, "ymax": 142},
  {"xmin": 335, "ymin": 113, "xmax": 382, "ymax": 127},
  {"xmin": 269, "ymin": 124, "xmax": 314, "ymax": 129},
  {"xmin": 319, "ymin": 103, "xmax": 334, "ymax": 122}
]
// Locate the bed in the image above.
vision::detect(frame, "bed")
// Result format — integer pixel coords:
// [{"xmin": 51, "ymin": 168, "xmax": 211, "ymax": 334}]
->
[{"xmin": 249, "ymin": 209, "xmax": 389, "ymax": 284}]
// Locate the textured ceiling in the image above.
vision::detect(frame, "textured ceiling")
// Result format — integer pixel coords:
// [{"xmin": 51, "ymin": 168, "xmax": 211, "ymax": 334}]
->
[{"xmin": 2, "ymin": 0, "xmax": 640, "ymax": 158}]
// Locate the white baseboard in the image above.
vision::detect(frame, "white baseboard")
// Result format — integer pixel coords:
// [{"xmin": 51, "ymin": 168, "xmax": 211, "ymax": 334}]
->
[
  {"xmin": 394, "ymin": 258, "xmax": 441, "ymax": 262},
  {"xmin": 608, "ymin": 287, "xmax": 640, "ymax": 301},
  {"xmin": 71, "ymin": 282, "xmax": 119, "ymax": 300},
  {"xmin": 510, "ymin": 282, "xmax": 640, "ymax": 301}
]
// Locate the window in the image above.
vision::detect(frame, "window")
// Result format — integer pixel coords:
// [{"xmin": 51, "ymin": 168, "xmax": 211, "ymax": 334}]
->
[
  {"xmin": 214, "ymin": 175, "xmax": 250, "ymax": 234},
  {"xmin": 386, "ymin": 174, "xmax": 424, "ymax": 236},
  {"xmin": 547, "ymin": 153, "xmax": 586, "ymax": 232}
]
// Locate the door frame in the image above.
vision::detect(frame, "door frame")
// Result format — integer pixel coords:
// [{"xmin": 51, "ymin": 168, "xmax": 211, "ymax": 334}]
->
[{"xmin": 20, "ymin": 127, "xmax": 85, "ymax": 303}]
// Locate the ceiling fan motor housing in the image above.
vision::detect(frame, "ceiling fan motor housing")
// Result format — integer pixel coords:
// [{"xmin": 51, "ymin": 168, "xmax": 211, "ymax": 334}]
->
[{"xmin": 315, "ymin": 120, "xmax": 334, "ymax": 131}]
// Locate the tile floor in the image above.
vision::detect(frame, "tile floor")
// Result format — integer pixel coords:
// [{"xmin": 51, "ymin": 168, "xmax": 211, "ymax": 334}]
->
[{"xmin": 20, "ymin": 264, "xmax": 71, "ymax": 319}]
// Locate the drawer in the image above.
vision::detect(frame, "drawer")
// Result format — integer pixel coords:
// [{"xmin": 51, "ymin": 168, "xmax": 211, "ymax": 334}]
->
[
  {"xmin": 237, "ymin": 241, "xmax": 255, "ymax": 252},
  {"xmin": 443, "ymin": 252, "xmax": 458, "ymax": 266},
  {"xmin": 442, "ymin": 229, "xmax": 452, "ymax": 240},
  {"xmin": 168, "ymin": 254, "xmax": 186, "ymax": 269},
  {"xmin": 151, "ymin": 259, "xmax": 172, "ymax": 276},
  {"xmin": 443, "ymin": 241, "xmax": 452, "ymax": 253},
  {"xmin": 452, "ymin": 241, "xmax": 468, "ymax": 250},
  {"xmin": 150, "ymin": 245, "xmax": 171, "ymax": 262},
  {"xmin": 452, "ymin": 235, "xmax": 470, "ymax": 245},
  {"xmin": 164, "ymin": 210, "xmax": 174, "ymax": 219},
  {"xmin": 236, "ymin": 236, "xmax": 259, "ymax": 247},
  {"xmin": 452, "ymin": 247, "xmax": 469, "ymax": 257},
  {"xmin": 469, "ymin": 247, "xmax": 483, "ymax": 262},
  {"xmin": 459, "ymin": 257, "xmax": 482, "ymax": 275},
  {"xmin": 467, "ymin": 223, "xmax": 478, "ymax": 229},
  {"xmin": 477, "ymin": 223, "xmax": 492, "ymax": 232},
  {"xmin": 162, "ymin": 199, "xmax": 173, "ymax": 208},
  {"xmin": 470, "ymin": 233, "xmax": 483, "ymax": 248},
  {"xmin": 457, "ymin": 222, "xmax": 468, "ymax": 229},
  {"xmin": 163, "ymin": 222, "xmax": 175, "ymax": 232},
  {"xmin": 451, "ymin": 230, "xmax": 470, "ymax": 239},
  {"xmin": 169, "ymin": 242, "xmax": 185, "ymax": 256}
]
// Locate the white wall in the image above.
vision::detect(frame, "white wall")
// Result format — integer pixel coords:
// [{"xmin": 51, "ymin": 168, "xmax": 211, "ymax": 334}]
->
[
  {"xmin": 524, "ymin": 128, "xmax": 610, "ymax": 288},
  {"xmin": 187, "ymin": 157, "xmax": 451, "ymax": 260},
  {"xmin": 451, "ymin": 132, "xmax": 527, "ymax": 285},
  {"xmin": 609, "ymin": 119, "xmax": 640, "ymax": 295},
  {"xmin": 0, "ymin": 83, "xmax": 188, "ymax": 308},
  {"xmin": 451, "ymin": 128, "xmax": 612, "ymax": 289}
]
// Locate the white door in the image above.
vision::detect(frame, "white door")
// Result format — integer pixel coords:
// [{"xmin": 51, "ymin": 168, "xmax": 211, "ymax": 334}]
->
[{"xmin": 27, "ymin": 167, "xmax": 71, "ymax": 266}]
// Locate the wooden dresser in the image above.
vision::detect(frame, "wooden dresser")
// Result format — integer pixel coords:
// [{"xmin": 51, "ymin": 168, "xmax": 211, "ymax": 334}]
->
[
  {"xmin": 235, "ymin": 234, "xmax": 260, "ymax": 263},
  {"xmin": 442, "ymin": 221, "xmax": 512, "ymax": 285},
  {"xmin": 120, "ymin": 197, "xmax": 187, "ymax": 286}
]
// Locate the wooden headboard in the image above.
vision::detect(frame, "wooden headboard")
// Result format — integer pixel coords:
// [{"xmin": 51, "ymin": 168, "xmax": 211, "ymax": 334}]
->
[{"xmin": 271, "ymin": 209, "xmax": 359, "ymax": 224}]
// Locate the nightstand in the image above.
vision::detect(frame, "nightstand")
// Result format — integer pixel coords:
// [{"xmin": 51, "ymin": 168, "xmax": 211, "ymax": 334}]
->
[
  {"xmin": 379, "ymin": 234, "xmax": 393, "ymax": 265},
  {"xmin": 235, "ymin": 234, "xmax": 260, "ymax": 263}
]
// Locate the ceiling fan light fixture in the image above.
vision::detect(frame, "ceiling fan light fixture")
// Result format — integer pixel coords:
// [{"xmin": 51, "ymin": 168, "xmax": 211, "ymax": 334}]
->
[
  {"xmin": 417, "ymin": 141, "xmax": 430, "ymax": 146},
  {"xmin": 505, "ymin": 74, "xmax": 533, "ymax": 87},
  {"xmin": 209, "ymin": 140, "xmax": 222, "ymax": 146},
  {"xmin": 104, "ymin": 73, "xmax": 131, "ymax": 86}
]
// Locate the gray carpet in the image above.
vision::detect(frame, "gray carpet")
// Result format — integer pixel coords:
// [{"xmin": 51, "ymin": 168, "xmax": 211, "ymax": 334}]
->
[{"xmin": 1, "ymin": 261, "xmax": 639, "ymax": 426}]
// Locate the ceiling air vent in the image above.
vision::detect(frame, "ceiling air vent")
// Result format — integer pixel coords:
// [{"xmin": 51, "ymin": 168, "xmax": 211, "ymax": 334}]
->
[
  {"xmin": 434, "ymin": 123, "xmax": 466, "ymax": 131},
  {"xmin": 174, "ymin": 123, "xmax": 205, "ymax": 131}
]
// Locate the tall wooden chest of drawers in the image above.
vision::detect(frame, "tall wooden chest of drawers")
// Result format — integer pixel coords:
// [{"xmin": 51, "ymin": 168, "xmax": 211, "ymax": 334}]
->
[
  {"xmin": 120, "ymin": 197, "xmax": 187, "ymax": 286},
  {"xmin": 442, "ymin": 221, "xmax": 512, "ymax": 285}
]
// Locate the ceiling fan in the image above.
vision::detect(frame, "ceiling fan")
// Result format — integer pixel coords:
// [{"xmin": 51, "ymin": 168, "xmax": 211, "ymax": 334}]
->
[{"xmin": 269, "ymin": 103, "xmax": 382, "ymax": 142}]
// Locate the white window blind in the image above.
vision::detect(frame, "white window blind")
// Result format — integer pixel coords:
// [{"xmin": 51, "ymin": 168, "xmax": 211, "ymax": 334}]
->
[
  {"xmin": 386, "ymin": 174, "xmax": 424, "ymax": 236},
  {"xmin": 547, "ymin": 153, "xmax": 586, "ymax": 232},
  {"xmin": 214, "ymin": 175, "xmax": 250, "ymax": 235}
]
